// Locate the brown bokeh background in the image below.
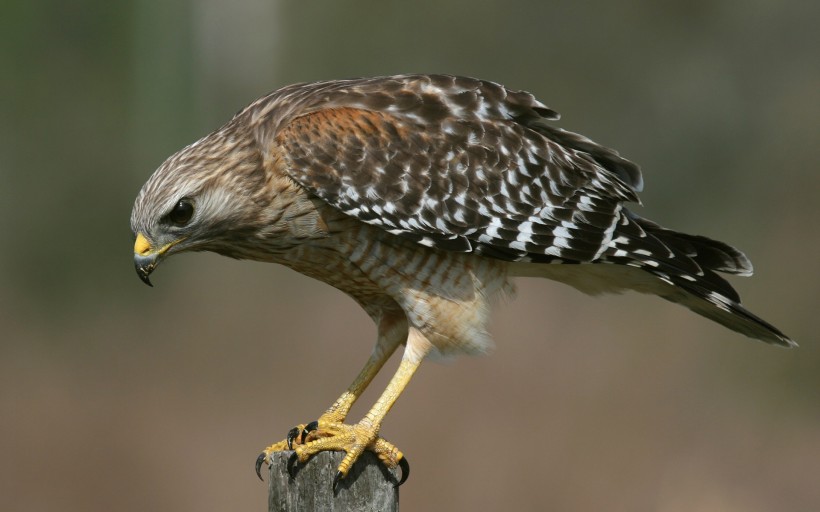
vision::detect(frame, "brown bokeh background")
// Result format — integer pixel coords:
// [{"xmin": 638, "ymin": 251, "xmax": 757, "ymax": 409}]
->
[{"xmin": 2, "ymin": 1, "xmax": 818, "ymax": 511}]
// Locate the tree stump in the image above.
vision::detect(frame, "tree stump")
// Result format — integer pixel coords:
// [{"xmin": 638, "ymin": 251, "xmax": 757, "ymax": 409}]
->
[{"xmin": 268, "ymin": 451, "xmax": 400, "ymax": 511}]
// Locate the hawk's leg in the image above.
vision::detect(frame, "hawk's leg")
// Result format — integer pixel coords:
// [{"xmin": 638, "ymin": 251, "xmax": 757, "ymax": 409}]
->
[
  {"xmin": 303, "ymin": 326, "xmax": 399, "ymax": 435},
  {"xmin": 256, "ymin": 315, "xmax": 406, "ymax": 479},
  {"xmin": 288, "ymin": 327, "xmax": 432, "ymax": 487}
]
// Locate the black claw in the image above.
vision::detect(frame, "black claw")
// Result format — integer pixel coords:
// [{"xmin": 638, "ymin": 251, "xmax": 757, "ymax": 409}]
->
[
  {"xmin": 286, "ymin": 427, "xmax": 300, "ymax": 450},
  {"xmin": 301, "ymin": 420, "xmax": 319, "ymax": 444},
  {"xmin": 287, "ymin": 452, "xmax": 299, "ymax": 479},
  {"xmin": 332, "ymin": 471, "xmax": 343, "ymax": 492},
  {"xmin": 255, "ymin": 453, "xmax": 266, "ymax": 481},
  {"xmin": 396, "ymin": 456, "xmax": 410, "ymax": 487}
]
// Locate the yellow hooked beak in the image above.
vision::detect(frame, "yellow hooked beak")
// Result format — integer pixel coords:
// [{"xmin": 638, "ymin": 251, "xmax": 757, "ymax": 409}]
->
[
  {"xmin": 133, "ymin": 233, "xmax": 184, "ymax": 286},
  {"xmin": 134, "ymin": 233, "xmax": 152, "ymax": 257}
]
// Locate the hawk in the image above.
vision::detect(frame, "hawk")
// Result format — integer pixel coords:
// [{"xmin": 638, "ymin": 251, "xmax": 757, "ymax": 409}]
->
[{"xmin": 130, "ymin": 74, "xmax": 794, "ymax": 488}]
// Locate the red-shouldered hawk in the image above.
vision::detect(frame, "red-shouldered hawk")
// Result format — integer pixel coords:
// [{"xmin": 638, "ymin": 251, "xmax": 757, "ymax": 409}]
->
[{"xmin": 131, "ymin": 74, "xmax": 794, "ymax": 488}]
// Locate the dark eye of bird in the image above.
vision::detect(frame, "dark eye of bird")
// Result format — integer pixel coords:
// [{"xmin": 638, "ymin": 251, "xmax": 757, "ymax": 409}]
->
[{"xmin": 168, "ymin": 199, "xmax": 194, "ymax": 226}]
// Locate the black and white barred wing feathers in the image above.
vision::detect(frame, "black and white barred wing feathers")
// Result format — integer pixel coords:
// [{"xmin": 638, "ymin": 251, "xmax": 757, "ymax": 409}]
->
[
  {"xmin": 269, "ymin": 75, "xmax": 642, "ymax": 264},
  {"xmin": 257, "ymin": 74, "xmax": 793, "ymax": 347}
]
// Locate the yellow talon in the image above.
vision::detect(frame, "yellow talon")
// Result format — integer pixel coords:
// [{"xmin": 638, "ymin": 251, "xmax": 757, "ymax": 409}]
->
[{"xmin": 257, "ymin": 327, "xmax": 429, "ymax": 487}]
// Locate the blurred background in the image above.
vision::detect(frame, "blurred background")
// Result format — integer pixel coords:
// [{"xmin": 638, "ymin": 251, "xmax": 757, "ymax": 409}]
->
[{"xmin": 1, "ymin": 1, "xmax": 818, "ymax": 510}]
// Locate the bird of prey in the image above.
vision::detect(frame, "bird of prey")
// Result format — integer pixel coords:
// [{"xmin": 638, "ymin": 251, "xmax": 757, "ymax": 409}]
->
[{"xmin": 131, "ymin": 74, "xmax": 794, "ymax": 488}]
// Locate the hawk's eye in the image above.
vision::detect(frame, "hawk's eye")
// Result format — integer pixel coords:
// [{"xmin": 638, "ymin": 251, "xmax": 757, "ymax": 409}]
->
[{"xmin": 168, "ymin": 199, "xmax": 194, "ymax": 226}]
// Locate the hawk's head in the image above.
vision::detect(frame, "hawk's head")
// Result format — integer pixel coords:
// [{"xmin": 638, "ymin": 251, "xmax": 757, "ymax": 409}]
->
[{"xmin": 130, "ymin": 125, "xmax": 270, "ymax": 286}]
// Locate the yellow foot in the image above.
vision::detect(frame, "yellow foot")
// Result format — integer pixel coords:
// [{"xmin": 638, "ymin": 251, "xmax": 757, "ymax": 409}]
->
[
  {"xmin": 255, "ymin": 421, "xmax": 409, "ymax": 488},
  {"xmin": 254, "ymin": 423, "xmax": 311, "ymax": 480}
]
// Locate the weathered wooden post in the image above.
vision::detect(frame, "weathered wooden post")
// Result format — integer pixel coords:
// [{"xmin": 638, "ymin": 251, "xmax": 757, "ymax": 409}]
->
[{"xmin": 268, "ymin": 451, "xmax": 400, "ymax": 511}]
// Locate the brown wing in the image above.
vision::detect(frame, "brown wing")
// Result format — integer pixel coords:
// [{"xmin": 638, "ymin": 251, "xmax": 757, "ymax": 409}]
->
[{"xmin": 260, "ymin": 74, "xmax": 643, "ymax": 263}]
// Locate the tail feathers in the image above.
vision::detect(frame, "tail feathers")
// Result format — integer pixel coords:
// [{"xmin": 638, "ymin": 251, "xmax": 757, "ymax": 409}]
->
[
  {"xmin": 604, "ymin": 213, "xmax": 795, "ymax": 347},
  {"xmin": 649, "ymin": 262, "xmax": 794, "ymax": 347}
]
